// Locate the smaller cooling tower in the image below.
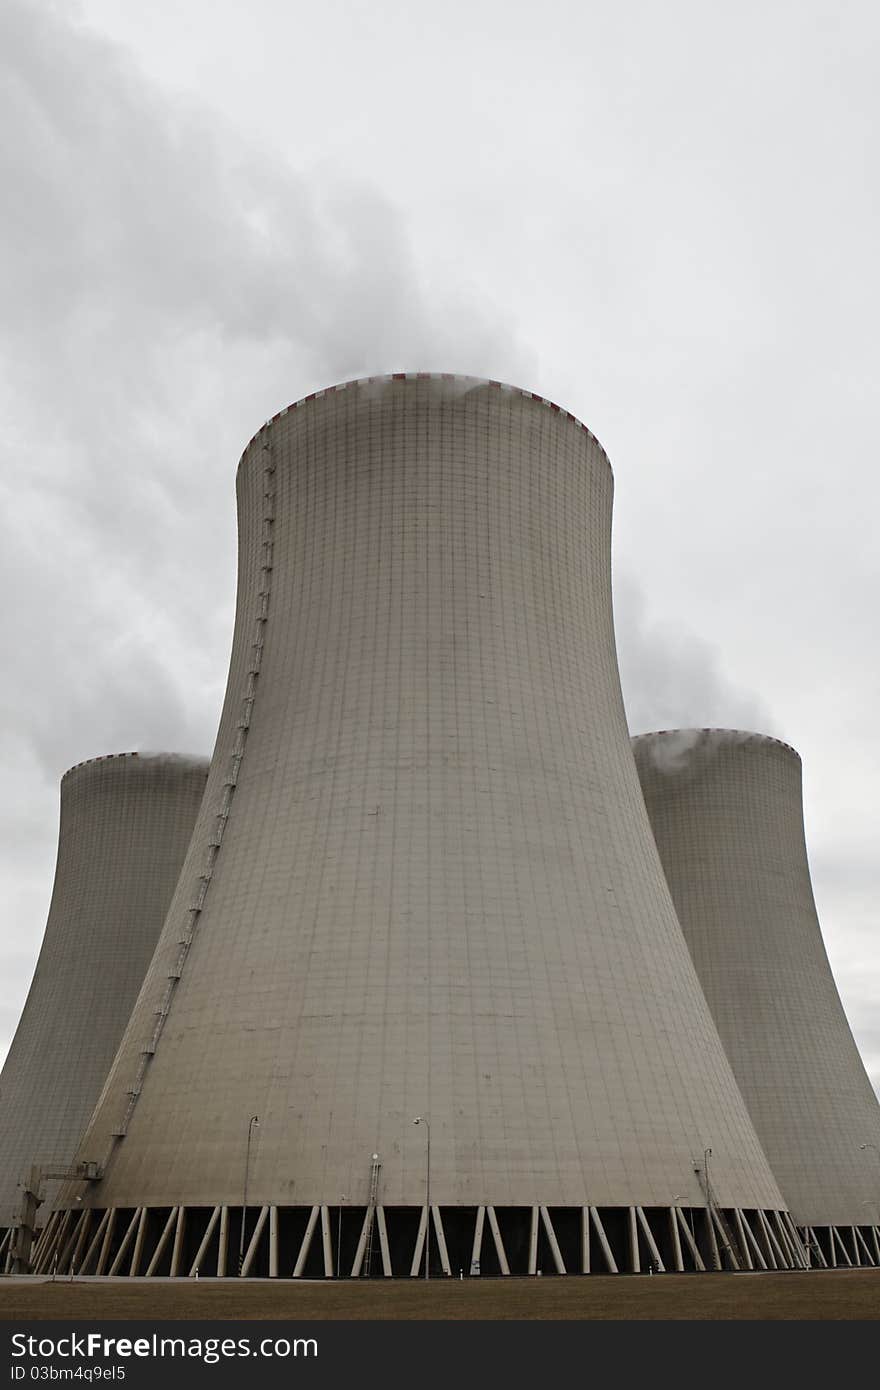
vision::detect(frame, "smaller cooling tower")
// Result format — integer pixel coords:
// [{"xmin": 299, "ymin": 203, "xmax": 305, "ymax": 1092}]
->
[
  {"xmin": 633, "ymin": 729, "xmax": 880, "ymax": 1269},
  {"xmin": 0, "ymin": 752, "xmax": 208, "ymax": 1268}
]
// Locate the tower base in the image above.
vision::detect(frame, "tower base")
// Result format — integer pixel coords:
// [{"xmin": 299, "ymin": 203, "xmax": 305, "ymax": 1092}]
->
[
  {"xmin": 799, "ymin": 1224, "xmax": 880, "ymax": 1269},
  {"xmin": 30, "ymin": 1203, "xmax": 821, "ymax": 1278}
]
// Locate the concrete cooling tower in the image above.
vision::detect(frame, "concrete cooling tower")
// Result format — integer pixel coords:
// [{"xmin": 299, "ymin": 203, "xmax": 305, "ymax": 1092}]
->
[
  {"xmin": 0, "ymin": 752, "xmax": 208, "ymax": 1273},
  {"xmin": 633, "ymin": 729, "xmax": 880, "ymax": 1270},
  {"xmin": 41, "ymin": 377, "xmax": 803, "ymax": 1281}
]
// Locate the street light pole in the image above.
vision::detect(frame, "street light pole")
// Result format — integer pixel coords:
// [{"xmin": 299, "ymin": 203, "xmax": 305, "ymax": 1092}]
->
[
  {"xmin": 413, "ymin": 1116, "xmax": 431, "ymax": 1280},
  {"xmin": 860, "ymin": 1144, "xmax": 880, "ymax": 1226},
  {"xmin": 337, "ymin": 1194, "xmax": 346, "ymax": 1278},
  {"xmin": 671, "ymin": 1193, "xmax": 695, "ymax": 1246},
  {"xmin": 238, "ymin": 1114, "xmax": 259, "ymax": 1275},
  {"xmin": 702, "ymin": 1147, "xmax": 717, "ymax": 1269}
]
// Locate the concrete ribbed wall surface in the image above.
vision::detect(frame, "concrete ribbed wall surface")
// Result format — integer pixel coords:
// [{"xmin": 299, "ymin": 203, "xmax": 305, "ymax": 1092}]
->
[
  {"xmin": 64, "ymin": 376, "xmax": 785, "ymax": 1215},
  {"xmin": 0, "ymin": 753, "xmax": 208, "ymax": 1228},
  {"xmin": 633, "ymin": 729, "xmax": 880, "ymax": 1228}
]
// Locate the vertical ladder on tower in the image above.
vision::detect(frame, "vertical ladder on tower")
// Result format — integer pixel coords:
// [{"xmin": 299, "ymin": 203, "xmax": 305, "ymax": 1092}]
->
[
  {"xmin": 693, "ymin": 1162, "xmax": 739, "ymax": 1269},
  {"xmin": 362, "ymin": 1154, "xmax": 382, "ymax": 1277}
]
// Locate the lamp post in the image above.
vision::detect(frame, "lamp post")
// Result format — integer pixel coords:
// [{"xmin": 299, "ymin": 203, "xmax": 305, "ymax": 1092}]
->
[
  {"xmin": 701, "ymin": 1147, "xmax": 717, "ymax": 1269},
  {"xmin": 673, "ymin": 1193, "xmax": 696, "ymax": 1250},
  {"xmin": 861, "ymin": 1144, "xmax": 880, "ymax": 1224},
  {"xmin": 238, "ymin": 1114, "xmax": 259, "ymax": 1275},
  {"xmin": 413, "ymin": 1116, "xmax": 431, "ymax": 1280},
  {"xmin": 337, "ymin": 1194, "xmax": 346, "ymax": 1279}
]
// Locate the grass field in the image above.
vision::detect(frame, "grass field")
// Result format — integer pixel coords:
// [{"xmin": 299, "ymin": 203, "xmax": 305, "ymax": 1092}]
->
[{"xmin": 1, "ymin": 1270, "xmax": 879, "ymax": 1320}]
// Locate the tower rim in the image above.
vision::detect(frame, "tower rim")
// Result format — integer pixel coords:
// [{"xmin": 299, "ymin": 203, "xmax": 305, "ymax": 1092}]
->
[
  {"xmin": 631, "ymin": 728, "xmax": 801, "ymax": 761},
  {"xmin": 61, "ymin": 751, "xmax": 208, "ymax": 782},
  {"xmin": 236, "ymin": 373, "xmax": 611, "ymax": 476}
]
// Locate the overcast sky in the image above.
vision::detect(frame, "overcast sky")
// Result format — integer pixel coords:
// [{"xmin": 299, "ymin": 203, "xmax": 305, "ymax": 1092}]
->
[{"xmin": 2, "ymin": 1, "xmax": 877, "ymax": 1107}]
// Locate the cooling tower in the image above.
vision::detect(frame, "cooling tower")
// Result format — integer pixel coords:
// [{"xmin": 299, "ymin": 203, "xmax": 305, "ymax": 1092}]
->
[
  {"xmin": 43, "ymin": 377, "xmax": 802, "ymax": 1280},
  {"xmin": 0, "ymin": 752, "xmax": 208, "ymax": 1271},
  {"xmin": 633, "ymin": 729, "xmax": 880, "ymax": 1269}
]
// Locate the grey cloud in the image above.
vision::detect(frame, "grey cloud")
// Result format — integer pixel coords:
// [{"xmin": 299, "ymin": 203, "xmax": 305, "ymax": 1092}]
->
[
  {"xmin": 614, "ymin": 574, "xmax": 775, "ymax": 738},
  {"xmin": 811, "ymin": 845, "xmax": 880, "ymax": 899},
  {"xmin": 1, "ymin": 0, "xmax": 535, "ymax": 772}
]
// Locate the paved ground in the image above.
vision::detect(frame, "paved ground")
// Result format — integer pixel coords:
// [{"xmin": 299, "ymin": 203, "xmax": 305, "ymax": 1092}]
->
[{"xmin": 1, "ymin": 1270, "xmax": 879, "ymax": 1319}]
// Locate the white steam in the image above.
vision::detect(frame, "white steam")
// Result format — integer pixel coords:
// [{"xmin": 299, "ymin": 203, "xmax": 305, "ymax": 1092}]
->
[{"xmin": 634, "ymin": 727, "xmax": 791, "ymax": 775}]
